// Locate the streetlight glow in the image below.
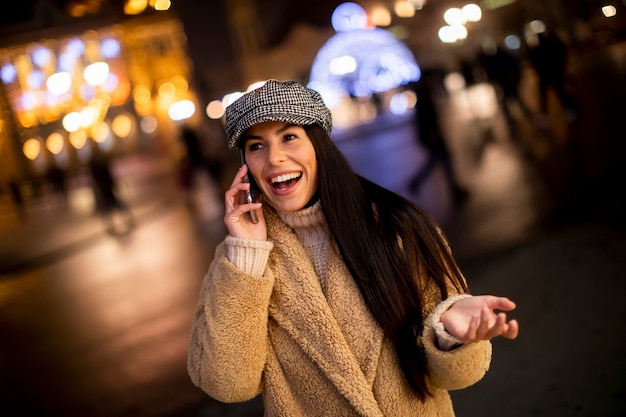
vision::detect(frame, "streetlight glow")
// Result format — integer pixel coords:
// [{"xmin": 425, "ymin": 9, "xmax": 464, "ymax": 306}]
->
[
  {"xmin": 444, "ymin": 8, "xmax": 466, "ymax": 26},
  {"xmin": 462, "ymin": 4, "xmax": 482, "ymax": 22}
]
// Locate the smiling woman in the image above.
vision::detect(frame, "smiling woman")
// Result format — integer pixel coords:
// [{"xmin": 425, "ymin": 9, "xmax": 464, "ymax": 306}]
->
[
  {"xmin": 187, "ymin": 79, "xmax": 519, "ymax": 417},
  {"xmin": 243, "ymin": 121, "xmax": 318, "ymax": 213}
]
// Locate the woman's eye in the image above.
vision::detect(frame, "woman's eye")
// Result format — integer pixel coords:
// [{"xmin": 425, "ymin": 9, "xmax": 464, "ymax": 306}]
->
[
  {"xmin": 283, "ymin": 133, "xmax": 296, "ymax": 141},
  {"xmin": 248, "ymin": 142, "xmax": 262, "ymax": 151}
]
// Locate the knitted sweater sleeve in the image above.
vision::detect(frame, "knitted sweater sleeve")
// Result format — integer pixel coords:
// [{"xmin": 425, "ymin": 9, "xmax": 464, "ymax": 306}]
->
[
  {"xmin": 429, "ymin": 294, "xmax": 469, "ymax": 351},
  {"xmin": 225, "ymin": 235, "xmax": 273, "ymax": 277},
  {"xmin": 187, "ymin": 239, "xmax": 275, "ymax": 403}
]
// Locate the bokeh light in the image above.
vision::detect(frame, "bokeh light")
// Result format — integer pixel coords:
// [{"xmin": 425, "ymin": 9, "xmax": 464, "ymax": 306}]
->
[
  {"xmin": 206, "ymin": 100, "xmax": 225, "ymax": 119},
  {"xmin": 23, "ymin": 138, "xmax": 41, "ymax": 160},
  {"xmin": 112, "ymin": 113, "xmax": 133, "ymax": 138},
  {"xmin": 168, "ymin": 99, "xmax": 195, "ymax": 121},
  {"xmin": 331, "ymin": 2, "xmax": 368, "ymax": 32},
  {"xmin": 62, "ymin": 111, "xmax": 82, "ymax": 132},
  {"xmin": 83, "ymin": 62, "xmax": 110, "ymax": 86},
  {"xmin": 602, "ymin": 5, "xmax": 617, "ymax": 18},
  {"xmin": 462, "ymin": 4, "xmax": 482, "ymax": 22},
  {"xmin": 46, "ymin": 71, "xmax": 72, "ymax": 95},
  {"xmin": 140, "ymin": 115, "xmax": 158, "ymax": 134},
  {"xmin": 46, "ymin": 132, "xmax": 65, "ymax": 154},
  {"xmin": 69, "ymin": 129, "xmax": 88, "ymax": 149}
]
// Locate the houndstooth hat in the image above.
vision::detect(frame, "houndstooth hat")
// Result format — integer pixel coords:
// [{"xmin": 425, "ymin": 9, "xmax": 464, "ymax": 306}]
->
[{"xmin": 224, "ymin": 80, "xmax": 333, "ymax": 149}]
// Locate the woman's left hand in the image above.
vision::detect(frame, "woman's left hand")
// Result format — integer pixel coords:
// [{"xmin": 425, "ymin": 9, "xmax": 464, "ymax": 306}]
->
[{"xmin": 441, "ymin": 295, "xmax": 519, "ymax": 343}]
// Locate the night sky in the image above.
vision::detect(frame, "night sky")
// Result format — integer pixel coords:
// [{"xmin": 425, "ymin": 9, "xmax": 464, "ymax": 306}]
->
[{"xmin": 170, "ymin": 0, "xmax": 347, "ymax": 97}]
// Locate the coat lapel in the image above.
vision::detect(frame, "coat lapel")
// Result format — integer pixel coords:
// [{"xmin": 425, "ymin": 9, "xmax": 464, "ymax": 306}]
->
[{"xmin": 265, "ymin": 209, "xmax": 384, "ymax": 416}]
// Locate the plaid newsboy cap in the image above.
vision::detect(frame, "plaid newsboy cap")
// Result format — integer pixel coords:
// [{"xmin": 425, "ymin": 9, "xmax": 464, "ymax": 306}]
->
[{"xmin": 224, "ymin": 80, "xmax": 333, "ymax": 149}]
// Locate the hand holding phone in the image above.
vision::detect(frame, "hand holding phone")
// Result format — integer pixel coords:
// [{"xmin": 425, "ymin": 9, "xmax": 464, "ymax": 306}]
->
[{"xmin": 240, "ymin": 151, "xmax": 259, "ymax": 224}]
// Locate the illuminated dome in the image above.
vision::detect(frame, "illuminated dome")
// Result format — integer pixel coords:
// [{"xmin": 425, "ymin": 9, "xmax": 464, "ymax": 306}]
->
[{"xmin": 308, "ymin": 3, "xmax": 420, "ymax": 109}]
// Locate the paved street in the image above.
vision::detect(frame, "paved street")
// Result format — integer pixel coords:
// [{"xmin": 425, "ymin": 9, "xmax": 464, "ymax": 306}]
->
[{"xmin": 1, "ymin": 41, "xmax": 625, "ymax": 417}]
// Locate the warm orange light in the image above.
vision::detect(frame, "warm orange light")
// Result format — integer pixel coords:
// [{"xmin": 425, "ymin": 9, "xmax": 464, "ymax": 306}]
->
[
  {"xmin": 92, "ymin": 122, "xmax": 110, "ymax": 143},
  {"xmin": 112, "ymin": 113, "xmax": 133, "ymax": 138},
  {"xmin": 171, "ymin": 76, "xmax": 189, "ymax": 94},
  {"xmin": 370, "ymin": 5, "xmax": 392, "ymax": 26},
  {"xmin": 69, "ymin": 130, "xmax": 88, "ymax": 149},
  {"xmin": 23, "ymin": 138, "xmax": 41, "ymax": 160},
  {"xmin": 46, "ymin": 132, "xmax": 65, "ymax": 154},
  {"xmin": 394, "ymin": 1, "xmax": 415, "ymax": 18},
  {"xmin": 133, "ymin": 86, "xmax": 151, "ymax": 105},
  {"xmin": 124, "ymin": 0, "xmax": 149, "ymax": 15},
  {"xmin": 18, "ymin": 111, "xmax": 38, "ymax": 128},
  {"xmin": 158, "ymin": 82, "xmax": 176, "ymax": 99},
  {"xmin": 154, "ymin": 0, "xmax": 171, "ymax": 11},
  {"xmin": 110, "ymin": 75, "xmax": 131, "ymax": 106}
]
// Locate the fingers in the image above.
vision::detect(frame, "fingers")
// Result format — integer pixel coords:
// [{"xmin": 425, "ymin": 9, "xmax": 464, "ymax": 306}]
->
[
  {"xmin": 225, "ymin": 187, "xmax": 261, "ymax": 220},
  {"xmin": 468, "ymin": 307, "xmax": 519, "ymax": 342},
  {"xmin": 225, "ymin": 180, "xmax": 250, "ymax": 205},
  {"xmin": 463, "ymin": 314, "xmax": 481, "ymax": 342},
  {"xmin": 484, "ymin": 295, "xmax": 516, "ymax": 312},
  {"xmin": 228, "ymin": 164, "xmax": 247, "ymax": 190},
  {"xmin": 449, "ymin": 295, "xmax": 519, "ymax": 343},
  {"xmin": 224, "ymin": 165, "xmax": 262, "ymax": 227},
  {"xmin": 502, "ymin": 319, "xmax": 519, "ymax": 339}
]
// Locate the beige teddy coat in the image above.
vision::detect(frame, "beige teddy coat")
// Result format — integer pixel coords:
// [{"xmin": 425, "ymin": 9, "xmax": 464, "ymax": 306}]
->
[{"xmin": 188, "ymin": 207, "xmax": 492, "ymax": 416}]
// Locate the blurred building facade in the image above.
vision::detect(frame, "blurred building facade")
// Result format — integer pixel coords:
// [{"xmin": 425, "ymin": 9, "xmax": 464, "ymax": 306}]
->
[{"xmin": 0, "ymin": 1, "xmax": 207, "ymax": 200}]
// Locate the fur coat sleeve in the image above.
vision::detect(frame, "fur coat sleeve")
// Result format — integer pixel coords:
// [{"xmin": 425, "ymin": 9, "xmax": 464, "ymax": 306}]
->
[{"xmin": 187, "ymin": 241, "xmax": 275, "ymax": 402}]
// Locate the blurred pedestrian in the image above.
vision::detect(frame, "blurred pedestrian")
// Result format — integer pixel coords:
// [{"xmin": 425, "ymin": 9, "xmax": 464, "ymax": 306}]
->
[
  {"xmin": 460, "ymin": 58, "xmax": 477, "ymax": 88},
  {"xmin": 478, "ymin": 43, "xmax": 533, "ymax": 139},
  {"xmin": 526, "ymin": 29, "xmax": 579, "ymax": 125},
  {"xmin": 181, "ymin": 125, "xmax": 205, "ymax": 172},
  {"xmin": 188, "ymin": 80, "xmax": 519, "ymax": 417},
  {"xmin": 408, "ymin": 70, "xmax": 468, "ymax": 204},
  {"xmin": 178, "ymin": 125, "xmax": 224, "ymax": 211},
  {"xmin": 8, "ymin": 179, "xmax": 25, "ymax": 219},
  {"xmin": 45, "ymin": 164, "xmax": 68, "ymax": 207},
  {"xmin": 89, "ymin": 149, "xmax": 134, "ymax": 235}
]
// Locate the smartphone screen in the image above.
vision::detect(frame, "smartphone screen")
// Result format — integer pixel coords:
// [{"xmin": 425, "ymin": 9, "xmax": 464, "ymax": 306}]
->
[{"xmin": 240, "ymin": 150, "xmax": 259, "ymax": 224}]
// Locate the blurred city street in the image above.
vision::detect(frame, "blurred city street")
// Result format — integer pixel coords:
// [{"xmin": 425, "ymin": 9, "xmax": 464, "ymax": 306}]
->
[{"xmin": 1, "ymin": 39, "xmax": 625, "ymax": 417}]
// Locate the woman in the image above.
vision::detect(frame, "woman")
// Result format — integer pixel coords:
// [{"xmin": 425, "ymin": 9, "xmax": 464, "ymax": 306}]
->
[{"xmin": 188, "ymin": 80, "xmax": 519, "ymax": 416}]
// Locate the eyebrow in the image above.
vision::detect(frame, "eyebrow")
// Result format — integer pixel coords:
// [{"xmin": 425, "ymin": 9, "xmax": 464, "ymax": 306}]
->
[{"xmin": 243, "ymin": 123, "xmax": 299, "ymax": 140}]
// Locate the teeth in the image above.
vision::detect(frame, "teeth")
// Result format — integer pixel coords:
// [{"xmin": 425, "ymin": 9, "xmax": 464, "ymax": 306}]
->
[{"xmin": 271, "ymin": 173, "xmax": 301, "ymax": 183}]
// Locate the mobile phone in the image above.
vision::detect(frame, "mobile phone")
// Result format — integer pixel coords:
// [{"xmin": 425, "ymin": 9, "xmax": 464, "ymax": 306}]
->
[{"xmin": 240, "ymin": 150, "xmax": 259, "ymax": 224}]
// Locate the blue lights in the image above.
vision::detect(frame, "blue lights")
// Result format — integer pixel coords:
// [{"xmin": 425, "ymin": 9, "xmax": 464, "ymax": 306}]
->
[
  {"xmin": 331, "ymin": 2, "xmax": 368, "ymax": 32},
  {"xmin": 309, "ymin": 27, "xmax": 420, "ymax": 107},
  {"xmin": 309, "ymin": 2, "xmax": 420, "ymax": 110},
  {"xmin": 1, "ymin": 64, "xmax": 17, "ymax": 84},
  {"xmin": 100, "ymin": 38, "xmax": 121, "ymax": 59}
]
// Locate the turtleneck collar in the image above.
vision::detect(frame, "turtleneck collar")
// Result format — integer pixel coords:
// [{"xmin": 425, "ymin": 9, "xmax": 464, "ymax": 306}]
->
[{"xmin": 278, "ymin": 200, "xmax": 325, "ymax": 230}]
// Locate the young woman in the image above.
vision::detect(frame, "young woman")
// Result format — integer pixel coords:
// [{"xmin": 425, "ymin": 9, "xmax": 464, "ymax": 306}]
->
[{"xmin": 187, "ymin": 80, "xmax": 519, "ymax": 416}]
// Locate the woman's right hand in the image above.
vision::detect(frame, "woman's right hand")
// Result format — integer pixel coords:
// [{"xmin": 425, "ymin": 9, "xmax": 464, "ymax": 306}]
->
[{"xmin": 224, "ymin": 164, "xmax": 266, "ymax": 240}]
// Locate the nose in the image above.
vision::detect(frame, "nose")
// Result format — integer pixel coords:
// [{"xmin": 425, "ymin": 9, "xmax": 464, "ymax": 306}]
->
[{"xmin": 267, "ymin": 144, "xmax": 286, "ymax": 165}]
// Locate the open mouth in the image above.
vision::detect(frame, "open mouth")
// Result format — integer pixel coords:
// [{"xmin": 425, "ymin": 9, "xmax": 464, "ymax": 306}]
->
[{"xmin": 270, "ymin": 172, "xmax": 302, "ymax": 190}]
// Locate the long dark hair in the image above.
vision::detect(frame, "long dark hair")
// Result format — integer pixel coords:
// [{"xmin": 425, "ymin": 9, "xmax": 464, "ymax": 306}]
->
[{"xmin": 304, "ymin": 125, "xmax": 468, "ymax": 399}]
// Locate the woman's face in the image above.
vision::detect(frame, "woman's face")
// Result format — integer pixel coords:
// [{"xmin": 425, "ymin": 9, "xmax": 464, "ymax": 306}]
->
[{"xmin": 242, "ymin": 121, "xmax": 318, "ymax": 212}]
